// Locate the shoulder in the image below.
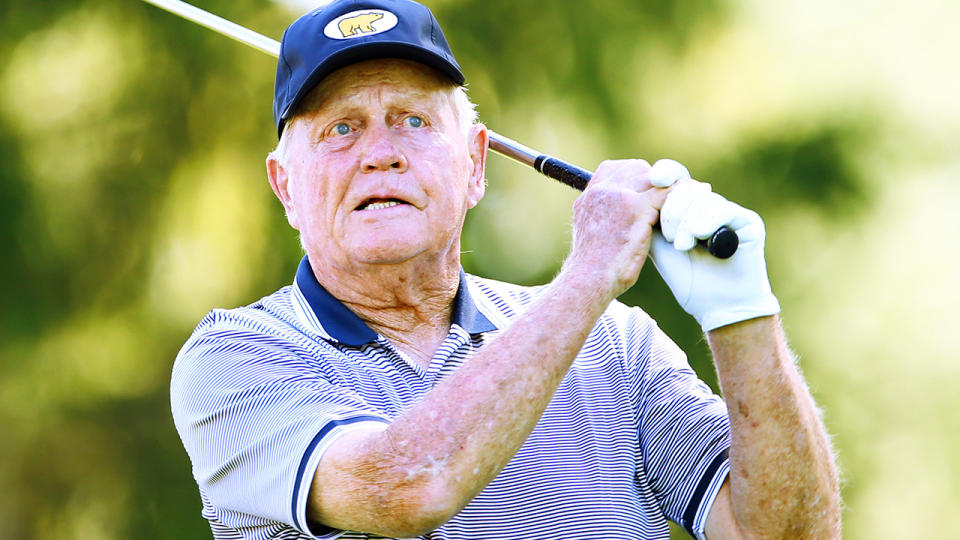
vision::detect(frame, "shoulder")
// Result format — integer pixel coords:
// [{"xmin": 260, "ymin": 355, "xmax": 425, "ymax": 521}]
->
[
  {"xmin": 172, "ymin": 285, "xmax": 317, "ymax": 389},
  {"xmin": 181, "ymin": 285, "xmax": 304, "ymax": 348},
  {"xmin": 597, "ymin": 299, "xmax": 664, "ymax": 349},
  {"xmin": 170, "ymin": 285, "xmax": 340, "ymax": 423}
]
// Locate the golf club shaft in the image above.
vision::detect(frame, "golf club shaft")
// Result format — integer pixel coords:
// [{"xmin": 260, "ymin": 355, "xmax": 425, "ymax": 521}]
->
[
  {"xmin": 142, "ymin": 0, "xmax": 738, "ymax": 258},
  {"xmin": 143, "ymin": 0, "xmax": 280, "ymax": 55}
]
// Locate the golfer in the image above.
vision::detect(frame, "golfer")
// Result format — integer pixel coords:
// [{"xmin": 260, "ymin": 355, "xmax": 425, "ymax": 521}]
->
[{"xmin": 172, "ymin": 0, "xmax": 841, "ymax": 538}]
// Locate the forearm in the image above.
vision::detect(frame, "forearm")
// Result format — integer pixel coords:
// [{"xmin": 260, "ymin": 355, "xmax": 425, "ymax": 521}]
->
[
  {"xmin": 311, "ymin": 266, "xmax": 615, "ymax": 535},
  {"xmin": 708, "ymin": 316, "xmax": 841, "ymax": 538}
]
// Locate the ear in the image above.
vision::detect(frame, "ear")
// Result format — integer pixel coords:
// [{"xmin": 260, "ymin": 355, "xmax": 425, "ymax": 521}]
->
[
  {"xmin": 465, "ymin": 123, "xmax": 488, "ymax": 209},
  {"xmin": 266, "ymin": 151, "xmax": 300, "ymax": 230}
]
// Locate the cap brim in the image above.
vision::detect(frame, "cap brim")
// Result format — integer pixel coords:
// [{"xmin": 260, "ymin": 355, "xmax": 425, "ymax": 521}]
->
[{"xmin": 278, "ymin": 42, "xmax": 464, "ymax": 136}]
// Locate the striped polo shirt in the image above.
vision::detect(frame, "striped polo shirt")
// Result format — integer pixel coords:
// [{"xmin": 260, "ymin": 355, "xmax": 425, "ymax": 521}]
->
[{"xmin": 171, "ymin": 256, "xmax": 731, "ymax": 540}]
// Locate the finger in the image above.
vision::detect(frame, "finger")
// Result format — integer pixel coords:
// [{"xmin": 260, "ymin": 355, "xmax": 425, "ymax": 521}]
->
[
  {"xmin": 725, "ymin": 206, "xmax": 765, "ymax": 244},
  {"xmin": 675, "ymin": 192, "xmax": 768, "ymax": 253},
  {"xmin": 649, "ymin": 158, "xmax": 690, "ymax": 188},
  {"xmin": 659, "ymin": 180, "xmax": 710, "ymax": 243},
  {"xmin": 675, "ymin": 191, "xmax": 735, "ymax": 251},
  {"xmin": 686, "ymin": 198, "xmax": 765, "ymax": 245},
  {"xmin": 681, "ymin": 193, "xmax": 735, "ymax": 243},
  {"xmin": 641, "ymin": 186, "xmax": 671, "ymax": 222}
]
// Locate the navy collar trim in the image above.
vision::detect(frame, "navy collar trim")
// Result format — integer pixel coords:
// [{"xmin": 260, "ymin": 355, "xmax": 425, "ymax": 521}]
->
[{"xmin": 294, "ymin": 256, "xmax": 497, "ymax": 346}]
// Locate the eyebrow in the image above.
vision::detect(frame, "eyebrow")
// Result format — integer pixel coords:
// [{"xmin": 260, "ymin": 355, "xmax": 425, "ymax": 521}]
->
[{"xmin": 305, "ymin": 85, "xmax": 453, "ymax": 126}]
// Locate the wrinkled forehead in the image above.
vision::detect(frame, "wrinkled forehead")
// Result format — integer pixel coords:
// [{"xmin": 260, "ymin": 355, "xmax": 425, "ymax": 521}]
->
[{"xmin": 294, "ymin": 58, "xmax": 458, "ymax": 119}]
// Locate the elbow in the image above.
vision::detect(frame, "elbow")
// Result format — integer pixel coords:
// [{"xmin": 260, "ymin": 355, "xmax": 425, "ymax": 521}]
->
[
  {"xmin": 745, "ymin": 494, "xmax": 843, "ymax": 540},
  {"xmin": 312, "ymin": 428, "xmax": 475, "ymax": 536},
  {"xmin": 373, "ymin": 479, "xmax": 465, "ymax": 537},
  {"xmin": 383, "ymin": 513, "xmax": 450, "ymax": 538},
  {"xmin": 309, "ymin": 471, "xmax": 463, "ymax": 537},
  {"xmin": 408, "ymin": 497, "xmax": 459, "ymax": 535}
]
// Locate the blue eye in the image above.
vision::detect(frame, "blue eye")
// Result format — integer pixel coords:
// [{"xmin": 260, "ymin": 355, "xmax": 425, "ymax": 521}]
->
[
  {"xmin": 333, "ymin": 123, "xmax": 351, "ymax": 136},
  {"xmin": 405, "ymin": 116, "xmax": 424, "ymax": 128}
]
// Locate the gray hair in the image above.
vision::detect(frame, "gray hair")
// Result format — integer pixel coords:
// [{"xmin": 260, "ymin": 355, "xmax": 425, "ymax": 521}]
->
[{"xmin": 271, "ymin": 85, "xmax": 478, "ymax": 167}]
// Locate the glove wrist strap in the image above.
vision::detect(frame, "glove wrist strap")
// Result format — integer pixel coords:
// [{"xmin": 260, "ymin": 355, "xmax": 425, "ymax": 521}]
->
[{"xmin": 699, "ymin": 295, "xmax": 781, "ymax": 332}]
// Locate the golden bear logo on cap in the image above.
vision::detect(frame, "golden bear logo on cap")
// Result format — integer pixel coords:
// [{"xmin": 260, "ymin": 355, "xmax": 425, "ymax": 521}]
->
[{"xmin": 324, "ymin": 9, "xmax": 399, "ymax": 40}]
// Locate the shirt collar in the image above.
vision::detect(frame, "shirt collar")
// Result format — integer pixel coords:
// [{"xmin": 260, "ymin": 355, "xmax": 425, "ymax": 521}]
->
[{"xmin": 293, "ymin": 256, "xmax": 497, "ymax": 346}]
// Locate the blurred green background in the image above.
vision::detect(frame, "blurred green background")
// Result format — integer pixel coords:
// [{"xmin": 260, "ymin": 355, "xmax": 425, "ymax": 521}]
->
[{"xmin": 1, "ymin": 0, "xmax": 957, "ymax": 538}]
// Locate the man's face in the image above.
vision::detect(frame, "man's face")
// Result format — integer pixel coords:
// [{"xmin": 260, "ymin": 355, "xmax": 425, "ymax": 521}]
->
[{"xmin": 268, "ymin": 59, "xmax": 486, "ymax": 272}]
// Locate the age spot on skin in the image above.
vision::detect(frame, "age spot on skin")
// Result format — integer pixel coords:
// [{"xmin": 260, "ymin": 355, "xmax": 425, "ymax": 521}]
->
[{"xmin": 737, "ymin": 400, "xmax": 750, "ymax": 419}]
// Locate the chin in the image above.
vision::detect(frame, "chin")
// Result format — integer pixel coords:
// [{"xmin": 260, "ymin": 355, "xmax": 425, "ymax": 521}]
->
[{"xmin": 350, "ymin": 241, "xmax": 427, "ymax": 265}]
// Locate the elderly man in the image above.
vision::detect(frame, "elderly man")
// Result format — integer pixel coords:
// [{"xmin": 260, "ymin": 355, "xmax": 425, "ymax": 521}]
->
[{"xmin": 171, "ymin": 0, "xmax": 841, "ymax": 538}]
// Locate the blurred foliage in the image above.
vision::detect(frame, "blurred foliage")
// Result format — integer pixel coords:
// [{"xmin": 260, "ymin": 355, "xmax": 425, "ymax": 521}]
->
[{"xmin": 1, "ymin": 0, "xmax": 958, "ymax": 539}]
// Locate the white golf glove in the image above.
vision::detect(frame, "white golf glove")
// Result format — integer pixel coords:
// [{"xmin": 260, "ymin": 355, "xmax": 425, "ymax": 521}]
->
[{"xmin": 647, "ymin": 159, "xmax": 780, "ymax": 331}]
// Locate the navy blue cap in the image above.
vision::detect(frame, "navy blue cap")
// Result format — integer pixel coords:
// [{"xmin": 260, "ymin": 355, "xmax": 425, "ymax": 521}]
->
[{"xmin": 273, "ymin": 0, "xmax": 465, "ymax": 138}]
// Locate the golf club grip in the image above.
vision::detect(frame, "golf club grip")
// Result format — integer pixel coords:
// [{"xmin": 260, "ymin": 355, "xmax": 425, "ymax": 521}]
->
[
  {"xmin": 533, "ymin": 154, "xmax": 739, "ymax": 259},
  {"xmin": 535, "ymin": 155, "xmax": 592, "ymax": 191}
]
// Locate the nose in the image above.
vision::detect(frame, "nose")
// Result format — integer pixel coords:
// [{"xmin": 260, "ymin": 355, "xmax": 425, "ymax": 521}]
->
[{"xmin": 359, "ymin": 123, "xmax": 408, "ymax": 173}]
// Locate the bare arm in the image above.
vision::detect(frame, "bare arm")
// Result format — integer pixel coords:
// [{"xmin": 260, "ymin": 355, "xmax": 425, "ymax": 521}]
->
[
  {"xmin": 308, "ymin": 161, "xmax": 666, "ymax": 537},
  {"xmin": 704, "ymin": 316, "xmax": 842, "ymax": 539},
  {"xmin": 643, "ymin": 170, "xmax": 841, "ymax": 538}
]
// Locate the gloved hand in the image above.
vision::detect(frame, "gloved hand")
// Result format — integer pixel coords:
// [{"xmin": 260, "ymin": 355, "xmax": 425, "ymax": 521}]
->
[{"xmin": 647, "ymin": 159, "xmax": 781, "ymax": 331}]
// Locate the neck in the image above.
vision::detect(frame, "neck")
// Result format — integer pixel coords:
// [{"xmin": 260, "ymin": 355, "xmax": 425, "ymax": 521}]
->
[{"xmin": 308, "ymin": 251, "xmax": 461, "ymax": 366}]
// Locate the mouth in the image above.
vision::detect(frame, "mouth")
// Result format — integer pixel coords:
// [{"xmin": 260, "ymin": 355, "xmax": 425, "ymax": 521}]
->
[{"xmin": 355, "ymin": 198, "xmax": 410, "ymax": 211}]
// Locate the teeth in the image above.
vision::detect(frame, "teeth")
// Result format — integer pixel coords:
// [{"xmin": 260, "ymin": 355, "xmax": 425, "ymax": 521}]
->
[{"xmin": 363, "ymin": 200, "xmax": 401, "ymax": 211}]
